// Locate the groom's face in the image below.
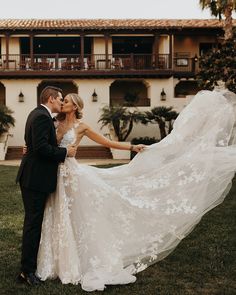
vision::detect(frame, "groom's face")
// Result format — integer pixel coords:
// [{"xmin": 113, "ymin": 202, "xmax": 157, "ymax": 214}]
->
[{"xmin": 51, "ymin": 92, "xmax": 63, "ymax": 113}]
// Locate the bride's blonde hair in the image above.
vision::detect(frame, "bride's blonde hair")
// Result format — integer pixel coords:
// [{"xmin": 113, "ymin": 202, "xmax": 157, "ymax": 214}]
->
[
  {"xmin": 56, "ymin": 93, "xmax": 84, "ymax": 121},
  {"xmin": 67, "ymin": 93, "xmax": 84, "ymax": 119}
]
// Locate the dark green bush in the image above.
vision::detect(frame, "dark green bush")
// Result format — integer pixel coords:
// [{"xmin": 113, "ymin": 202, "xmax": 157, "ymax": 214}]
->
[{"xmin": 131, "ymin": 136, "xmax": 158, "ymax": 159}]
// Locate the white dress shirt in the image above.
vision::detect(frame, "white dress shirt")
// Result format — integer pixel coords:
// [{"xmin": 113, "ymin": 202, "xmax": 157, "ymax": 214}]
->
[{"xmin": 41, "ymin": 104, "xmax": 53, "ymax": 118}]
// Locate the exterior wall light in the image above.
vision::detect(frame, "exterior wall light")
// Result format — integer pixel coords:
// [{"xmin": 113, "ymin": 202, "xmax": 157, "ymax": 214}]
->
[
  {"xmin": 160, "ymin": 88, "xmax": 166, "ymax": 101},
  {"xmin": 92, "ymin": 89, "xmax": 98, "ymax": 102},
  {"xmin": 18, "ymin": 91, "xmax": 24, "ymax": 102}
]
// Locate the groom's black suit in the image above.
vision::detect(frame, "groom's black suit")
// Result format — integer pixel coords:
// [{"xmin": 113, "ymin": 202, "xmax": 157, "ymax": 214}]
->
[{"xmin": 16, "ymin": 105, "xmax": 67, "ymax": 274}]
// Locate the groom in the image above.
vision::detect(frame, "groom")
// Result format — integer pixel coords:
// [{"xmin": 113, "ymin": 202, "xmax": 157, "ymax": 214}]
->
[{"xmin": 16, "ymin": 86, "xmax": 77, "ymax": 285}]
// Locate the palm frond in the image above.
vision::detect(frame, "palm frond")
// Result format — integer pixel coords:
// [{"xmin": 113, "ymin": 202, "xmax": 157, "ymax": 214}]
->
[{"xmin": 0, "ymin": 105, "xmax": 15, "ymax": 136}]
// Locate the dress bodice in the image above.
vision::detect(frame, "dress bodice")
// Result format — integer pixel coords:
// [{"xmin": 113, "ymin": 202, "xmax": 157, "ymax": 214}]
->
[{"xmin": 58, "ymin": 124, "xmax": 79, "ymax": 148}]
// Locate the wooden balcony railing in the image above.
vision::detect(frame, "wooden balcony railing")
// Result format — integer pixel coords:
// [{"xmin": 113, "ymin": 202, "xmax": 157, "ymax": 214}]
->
[{"xmin": 0, "ymin": 54, "xmax": 198, "ymax": 73}]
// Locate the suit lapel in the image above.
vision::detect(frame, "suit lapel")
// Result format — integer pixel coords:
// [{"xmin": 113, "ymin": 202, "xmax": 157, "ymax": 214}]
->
[
  {"xmin": 38, "ymin": 105, "xmax": 53, "ymax": 119},
  {"xmin": 37, "ymin": 105, "xmax": 57, "ymax": 142}
]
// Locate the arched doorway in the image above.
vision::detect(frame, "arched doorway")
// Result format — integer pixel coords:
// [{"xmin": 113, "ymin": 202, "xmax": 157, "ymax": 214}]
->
[
  {"xmin": 0, "ymin": 82, "xmax": 6, "ymax": 105},
  {"xmin": 174, "ymin": 80, "xmax": 200, "ymax": 98},
  {"xmin": 110, "ymin": 80, "xmax": 150, "ymax": 106},
  {"xmin": 37, "ymin": 80, "xmax": 78, "ymax": 105}
]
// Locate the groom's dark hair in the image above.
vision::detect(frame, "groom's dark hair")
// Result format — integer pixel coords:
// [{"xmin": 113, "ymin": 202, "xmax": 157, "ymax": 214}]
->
[{"xmin": 40, "ymin": 86, "xmax": 63, "ymax": 104}]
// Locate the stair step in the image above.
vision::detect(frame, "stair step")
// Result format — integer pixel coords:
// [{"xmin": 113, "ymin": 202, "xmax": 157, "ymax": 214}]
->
[{"xmin": 5, "ymin": 146, "xmax": 112, "ymax": 160}]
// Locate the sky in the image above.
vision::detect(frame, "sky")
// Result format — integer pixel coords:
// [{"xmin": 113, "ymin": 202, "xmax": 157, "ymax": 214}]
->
[{"xmin": 0, "ymin": 0, "xmax": 220, "ymax": 19}]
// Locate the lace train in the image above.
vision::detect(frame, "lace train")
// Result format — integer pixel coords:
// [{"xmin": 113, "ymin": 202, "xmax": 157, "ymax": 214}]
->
[{"xmin": 37, "ymin": 90, "xmax": 236, "ymax": 291}]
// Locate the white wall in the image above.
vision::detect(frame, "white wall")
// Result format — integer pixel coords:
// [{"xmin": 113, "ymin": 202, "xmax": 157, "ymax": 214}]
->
[
  {"xmin": 93, "ymin": 37, "xmax": 112, "ymax": 54},
  {"xmin": 92, "ymin": 37, "xmax": 113, "ymax": 69},
  {"xmin": 10, "ymin": 37, "xmax": 20, "ymax": 55},
  {"xmin": 1, "ymin": 38, "xmax": 6, "ymax": 54},
  {"xmin": 1, "ymin": 37, "xmax": 20, "ymax": 69},
  {"xmin": 159, "ymin": 35, "xmax": 169, "ymax": 54},
  {"xmin": 128, "ymin": 77, "xmax": 188, "ymax": 141},
  {"xmin": 1, "ymin": 37, "xmax": 20, "ymax": 55},
  {"xmin": 75, "ymin": 79, "xmax": 114, "ymax": 145},
  {"xmin": 3, "ymin": 79, "xmax": 40, "ymax": 146},
  {"xmin": 1, "ymin": 77, "xmax": 189, "ymax": 147}
]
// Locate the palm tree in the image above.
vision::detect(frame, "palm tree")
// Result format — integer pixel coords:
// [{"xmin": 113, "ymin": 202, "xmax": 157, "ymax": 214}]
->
[
  {"xmin": 139, "ymin": 106, "xmax": 179, "ymax": 140},
  {"xmin": 98, "ymin": 105, "xmax": 141, "ymax": 141},
  {"xmin": 199, "ymin": 0, "xmax": 236, "ymax": 40},
  {"xmin": 0, "ymin": 105, "xmax": 15, "ymax": 138}
]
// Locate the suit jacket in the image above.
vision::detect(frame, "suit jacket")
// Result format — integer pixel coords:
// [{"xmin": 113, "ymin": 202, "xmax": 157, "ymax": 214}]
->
[{"xmin": 16, "ymin": 105, "xmax": 67, "ymax": 193}]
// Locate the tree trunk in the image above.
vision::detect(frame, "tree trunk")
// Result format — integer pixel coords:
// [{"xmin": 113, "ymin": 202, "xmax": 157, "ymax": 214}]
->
[
  {"xmin": 112, "ymin": 119, "xmax": 121, "ymax": 141},
  {"xmin": 158, "ymin": 120, "xmax": 167, "ymax": 139},
  {"xmin": 224, "ymin": 2, "xmax": 233, "ymax": 40},
  {"xmin": 168, "ymin": 121, "xmax": 173, "ymax": 134},
  {"xmin": 124, "ymin": 119, "xmax": 133, "ymax": 141}
]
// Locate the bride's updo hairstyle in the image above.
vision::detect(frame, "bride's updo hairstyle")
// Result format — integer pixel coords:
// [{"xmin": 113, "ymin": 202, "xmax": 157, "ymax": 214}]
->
[
  {"xmin": 68, "ymin": 93, "xmax": 84, "ymax": 119},
  {"xmin": 56, "ymin": 93, "xmax": 84, "ymax": 121}
]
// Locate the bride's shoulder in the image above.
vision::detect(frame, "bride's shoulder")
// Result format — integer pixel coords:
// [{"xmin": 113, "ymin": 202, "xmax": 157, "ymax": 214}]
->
[{"xmin": 75, "ymin": 121, "xmax": 90, "ymax": 132}]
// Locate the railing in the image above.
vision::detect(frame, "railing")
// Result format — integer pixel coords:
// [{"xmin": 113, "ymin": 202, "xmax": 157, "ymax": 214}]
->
[{"xmin": 0, "ymin": 54, "xmax": 198, "ymax": 73}]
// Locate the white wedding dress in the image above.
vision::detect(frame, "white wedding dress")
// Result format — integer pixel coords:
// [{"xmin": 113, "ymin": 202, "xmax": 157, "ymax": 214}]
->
[{"xmin": 37, "ymin": 89, "xmax": 236, "ymax": 292}]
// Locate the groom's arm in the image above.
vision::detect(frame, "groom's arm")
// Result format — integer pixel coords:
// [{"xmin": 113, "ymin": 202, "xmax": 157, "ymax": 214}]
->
[{"xmin": 31, "ymin": 114, "xmax": 67, "ymax": 162}]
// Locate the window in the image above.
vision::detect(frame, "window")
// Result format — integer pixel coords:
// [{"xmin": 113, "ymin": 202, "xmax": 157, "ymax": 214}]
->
[
  {"xmin": 174, "ymin": 52, "xmax": 190, "ymax": 67},
  {"xmin": 110, "ymin": 80, "xmax": 150, "ymax": 107},
  {"xmin": 199, "ymin": 43, "xmax": 216, "ymax": 56},
  {"xmin": 175, "ymin": 81, "xmax": 200, "ymax": 98},
  {"xmin": 176, "ymin": 58, "xmax": 188, "ymax": 66}
]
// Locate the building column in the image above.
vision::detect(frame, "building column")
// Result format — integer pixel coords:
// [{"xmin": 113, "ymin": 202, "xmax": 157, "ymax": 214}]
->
[
  {"xmin": 169, "ymin": 34, "xmax": 173, "ymax": 69},
  {"xmin": 105, "ymin": 33, "xmax": 109, "ymax": 69},
  {"xmin": 153, "ymin": 33, "xmax": 159, "ymax": 68},
  {"xmin": 30, "ymin": 33, "xmax": 34, "ymax": 69},
  {"xmin": 5, "ymin": 33, "xmax": 10, "ymax": 69},
  {"xmin": 80, "ymin": 33, "xmax": 84, "ymax": 68}
]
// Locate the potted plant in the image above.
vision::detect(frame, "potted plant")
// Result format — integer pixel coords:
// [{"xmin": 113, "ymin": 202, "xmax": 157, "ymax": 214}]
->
[
  {"xmin": 0, "ymin": 105, "xmax": 15, "ymax": 160},
  {"xmin": 98, "ymin": 105, "xmax": 141, "ymax": 159}
]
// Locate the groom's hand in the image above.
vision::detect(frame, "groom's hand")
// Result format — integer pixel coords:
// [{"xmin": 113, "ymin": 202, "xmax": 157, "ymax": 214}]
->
[
  {"xmin": 22, "ymin": 145, "xmax": 27, "ymax": 155},
  {"xmin": 67, "ymin": 144, "xmax": 77, "ymax": 157}
]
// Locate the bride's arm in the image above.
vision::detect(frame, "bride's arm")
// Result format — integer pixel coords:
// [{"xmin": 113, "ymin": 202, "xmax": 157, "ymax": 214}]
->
[{"xmin": 82, "ymin": 123, "xmax": 145, "ymax": 153}]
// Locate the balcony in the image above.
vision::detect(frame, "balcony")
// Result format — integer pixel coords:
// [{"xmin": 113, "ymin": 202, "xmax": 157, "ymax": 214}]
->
[{"xmin": 0, "ymin": 54, "xmax": 198, "ymax": 78}]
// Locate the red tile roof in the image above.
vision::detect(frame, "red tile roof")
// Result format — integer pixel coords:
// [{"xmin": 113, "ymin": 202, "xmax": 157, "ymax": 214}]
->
[{"xmin": 0, "ymin": 19, "xmax": 234, "ymax": 30}]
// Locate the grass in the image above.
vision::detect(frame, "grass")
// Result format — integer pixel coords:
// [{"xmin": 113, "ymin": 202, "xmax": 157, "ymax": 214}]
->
[{"xmin": 0, "ymin": 165, "xmax": 235, "ymax": 295}]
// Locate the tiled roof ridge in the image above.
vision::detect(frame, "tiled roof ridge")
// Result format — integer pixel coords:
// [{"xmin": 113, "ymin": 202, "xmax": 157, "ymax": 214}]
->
[{"xmin": 0, "ymin": 18, "xmax": 234, "ymax": 30}]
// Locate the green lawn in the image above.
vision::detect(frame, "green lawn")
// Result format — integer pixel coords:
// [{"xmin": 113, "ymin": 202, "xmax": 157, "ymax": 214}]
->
[{"xmin": 0, "ymin": 165, "xmax": 235, "ymax": 295}]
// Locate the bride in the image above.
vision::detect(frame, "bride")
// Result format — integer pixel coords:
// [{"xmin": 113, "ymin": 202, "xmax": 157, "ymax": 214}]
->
[{"xmin": 37, "ymin": 89, "xmax": 236, "ymax": 292}]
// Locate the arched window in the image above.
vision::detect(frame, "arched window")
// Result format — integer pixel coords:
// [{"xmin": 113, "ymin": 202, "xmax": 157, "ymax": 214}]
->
[
  {"xmin": 110, "ymin": 80, "xmax": 150, "ymax": 107},
  {"xmin": 175, "ymin": 80, "xmax": 200, "ymax": 98},
  {"xmin": 37, "ymin": 80, "xmax": 78, "ymax": 105}
]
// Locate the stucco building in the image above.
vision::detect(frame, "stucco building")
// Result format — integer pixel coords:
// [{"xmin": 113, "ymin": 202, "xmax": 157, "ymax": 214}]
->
[{"xmin": 0, "ymin": 19, "xmax": 233, "ymax": 158}]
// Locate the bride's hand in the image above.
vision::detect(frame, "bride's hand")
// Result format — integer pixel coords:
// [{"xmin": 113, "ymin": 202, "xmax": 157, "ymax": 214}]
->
[{"xmin": 131, "ymin": 144, "xmax": 146, "ymax": 153}]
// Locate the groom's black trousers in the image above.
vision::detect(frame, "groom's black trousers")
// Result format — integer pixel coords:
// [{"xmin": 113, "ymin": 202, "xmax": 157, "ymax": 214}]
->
[{"xmin": 20, "ymin": 183, "xmax": 48, "ymax": 273}]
